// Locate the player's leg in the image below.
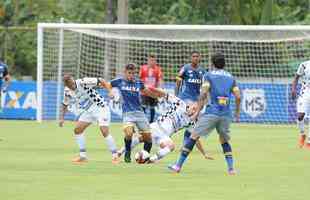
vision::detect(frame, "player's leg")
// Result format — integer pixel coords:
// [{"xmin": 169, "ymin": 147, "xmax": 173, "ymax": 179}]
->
[
  {"xmin": 72, "ymin": 120, "xmax": 91, "ymax": 163},
  {"xmin": 97, "ymin": 107, "xmax": 120, "ymax": 163},
  {"xmin": 149, "ymin": 97, "xmax": 158, "ymax": 123},
  {"xmin": 168, "ymin": 114, "xmax": 217, "ymax": 173},
  {"xmin": 297, "ymin": 97, "xmax": 306, "ymax": 148},
  {"xmin": 216, "ymin": 117, "xmax": 235, "ymax": 175},
  {"xmin": 135, "ymin": 112, "xmax": 152, "ymax": 153},
  {"xmin": 149, "ymin": 137, "xmax": 175, "ymax": 163},
  {"xmin": 117, "ymin": 134, "xmax": 142, "ymax": 157},
  {"xmin": 123, "ymin": 123, "xmax": 135, "ymax": 163}
]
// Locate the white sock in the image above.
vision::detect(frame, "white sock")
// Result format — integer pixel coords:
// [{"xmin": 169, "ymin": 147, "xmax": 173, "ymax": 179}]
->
[
  {"xmin": 105, "ymin": 134, "xmax": 117, "ymax": 154},
  {"xmin": 297, "ymin": 119, "xmax": 305, "ymax": 135},
  {"xmin": 75, "ymin": 133, "xmax": 87, "ymax": 158},
  {"xmin": 157, "ymin": 146, "xmax": 172, "ymax": 160}
]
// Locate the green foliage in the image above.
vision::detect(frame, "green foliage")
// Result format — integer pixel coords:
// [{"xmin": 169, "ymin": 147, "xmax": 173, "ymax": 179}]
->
[{"xmin": 0, "ymin": 0, "xmax": 309, "ymax": 78}]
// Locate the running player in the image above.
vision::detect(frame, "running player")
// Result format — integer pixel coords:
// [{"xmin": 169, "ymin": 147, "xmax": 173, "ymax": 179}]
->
[
  {"xmin": 104, "ymin": 63, "xmax": 159, "ymax": 163},
  {"xmin": 59, "ymin": 75, "xmax": 119, "ymax": 164},
  {"xmin": 175, "ymin": 51, "xmax": 207, "ymax": 154},
  {"xmin": 291, "ymin": 60, "xmax": 310, "ymax": 149},
  {"xmin": 168, "ymin": 52, "xmax": 241, "ymax": 175}
]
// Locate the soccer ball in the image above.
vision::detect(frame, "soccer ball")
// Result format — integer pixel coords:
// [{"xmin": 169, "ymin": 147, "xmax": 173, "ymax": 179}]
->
[{"xmin": 134, "ymin": 150, "xmax": 150, "ymax": 164}]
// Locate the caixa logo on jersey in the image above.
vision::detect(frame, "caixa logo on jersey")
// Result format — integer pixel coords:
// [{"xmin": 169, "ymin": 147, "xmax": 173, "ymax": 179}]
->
[{"xmin": 242, "ymin": 89, "xmax": 266, "ymax": 118}]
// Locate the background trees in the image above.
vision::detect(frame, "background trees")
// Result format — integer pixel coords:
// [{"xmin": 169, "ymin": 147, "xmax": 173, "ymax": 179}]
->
[{"xmin": 0, "ymin": 0, "xmax": 309, "ymax": 79}]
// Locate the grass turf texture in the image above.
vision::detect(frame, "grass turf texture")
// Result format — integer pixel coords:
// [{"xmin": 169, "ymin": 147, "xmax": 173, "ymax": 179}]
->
[{"xmin": 1, "ymin": 120, "xmax": 309, "ymax": 200}]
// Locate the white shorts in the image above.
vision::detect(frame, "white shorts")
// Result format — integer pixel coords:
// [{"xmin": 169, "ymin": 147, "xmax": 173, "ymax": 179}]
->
[
  {"xmin": 150, "ymin": 123, "xmax": 172, "ymax": 146},
  {"xmin": 297, "ymin": 94, "xmax": 310, "ymax": 114},
  {"xmin": 78, "ymin": 105, "xmax": 111, "ymax": 127}
]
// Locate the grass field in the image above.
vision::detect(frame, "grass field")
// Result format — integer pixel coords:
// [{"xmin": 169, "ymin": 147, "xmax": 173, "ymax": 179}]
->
[{"xmin": 1, "ymin": 120, "xmax": 309, "ymax": 200}]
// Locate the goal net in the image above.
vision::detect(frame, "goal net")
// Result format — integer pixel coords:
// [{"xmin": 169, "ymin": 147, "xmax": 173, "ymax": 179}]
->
[{"xmin": 37, "ymin": 24, "xmax": 310, "ymax": 123}]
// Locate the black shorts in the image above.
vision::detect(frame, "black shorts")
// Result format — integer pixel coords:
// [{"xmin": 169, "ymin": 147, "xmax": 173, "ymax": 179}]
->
[{"xmin": 141, "ymin": 95, "xmax": 158, "ymax": 107}]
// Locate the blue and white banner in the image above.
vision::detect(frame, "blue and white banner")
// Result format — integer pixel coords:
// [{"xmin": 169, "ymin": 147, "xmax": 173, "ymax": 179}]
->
[
  {"xmin": 0, "ymin": 81, "xmax": 36, "ymax": 119},
  {"xmin": 0, "ymin": 81, "xmax": 298, "ymax": 123}
]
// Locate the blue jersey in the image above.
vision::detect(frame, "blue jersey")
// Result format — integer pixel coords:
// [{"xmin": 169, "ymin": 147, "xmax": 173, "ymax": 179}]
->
[
  {"xmin": 110, "ymin": 77, "xmax": 145, "ymax": 113},
  {"xmin": 0, "ymin": 62, "xmax": 8, "ymax": 88},
  {"xmin": 178, "ymin": 64, "xmax": 205, "ymax": 102},
  {"xmin": 204, "ymin": 69, "xmax": 237, "ymax": 118}
]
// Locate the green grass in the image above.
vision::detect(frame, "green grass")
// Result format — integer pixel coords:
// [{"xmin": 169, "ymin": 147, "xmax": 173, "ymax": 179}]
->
[{"xmin": 1, "ymin": 120, "xmax": 309, "ymax": 200}]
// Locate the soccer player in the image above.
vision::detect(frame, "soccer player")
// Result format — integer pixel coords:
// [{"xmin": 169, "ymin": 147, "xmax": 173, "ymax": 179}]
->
[
  {"xmin": 59, "ymin": 75, "xmax": 119, "ymax": 164},
  {"xmin": 175, "ymin": 51, "xmax": 207, "ymax": 155},
  {"xmin": 0, "ymin": 60, "xmax": 10, "ymax": 112},
  {"xmin": 105, "ymin": 63, "xmax": 159, "ymax": 163},
  {"xmin": 168, "ymin": 52, "xmax": 241, "ymax": 175},
  {"xmin": 140, "ymin": 54, "xmax": 163, "ymax": 123},
  {"xmin": 291, "ymin": 60, "xmax": 310, "ymax": 149},
  {"xmin": 117, "ymin": 93, "xmax": 214, "ymax": 163}
]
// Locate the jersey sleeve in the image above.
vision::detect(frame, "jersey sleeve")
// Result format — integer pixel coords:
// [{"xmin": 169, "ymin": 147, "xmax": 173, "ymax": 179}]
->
[
  {"xmin": 201, "ymin": 73, "xmax": 211, "ymax": 91},
  {"xmin": 78, "ymin": 78, "xmax": 100, "ymax": 88},
  {"xmin": 110, "ymin": 78, "xmax": 121, "ymax": 88},
  {"xmin": 296, "ymin": 63, "xmax": 305, "ymax": 76}
]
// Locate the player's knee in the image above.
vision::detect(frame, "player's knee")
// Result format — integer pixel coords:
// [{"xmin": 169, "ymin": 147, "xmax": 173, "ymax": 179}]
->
[
  {"xmin": 74, "ymin": 127, "xmax": 83, "ymax": 135},
  {"xmin": 219, "ymin": 135, "xmax": 230, "ymax": 144},
  {"xmin": 141, "ymin": 132, "xmax": 152, "ymax": 142},
  {"xmin": 190, "ymin": 132, "xmax": 199, "ymax": 140},
  {"xmin": 298, "ymin": 113, "xmax": 305, "ymax": 121},
  {"xmin": 123, "ymin": 126, "xmax": 134, "ymax": 138},
  {"xmin": 168, "ymin": 142, "xmax": 175, "ymax": 151},
  {"xmin": 100, "ymin": 126, "xmax": 109, "ymax": 137}
]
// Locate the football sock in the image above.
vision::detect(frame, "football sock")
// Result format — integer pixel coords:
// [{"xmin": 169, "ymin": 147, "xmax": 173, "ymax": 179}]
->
[
  {"xmin": 183, "ymin": 129, "xmax": 191, "ymax": 145},
  {"xmin": 150, "ymin": 108, "xmax": 155, "ymax": 123},
  {"xmin": 176, "ymin": 138, "xmax": 196, "ymax": 167},
  {"xmin": 105, "ymin": 134, "xmax": 117, "ymax": 154},
  {"xmin": 124, "ymin": 138, "xmax": 132, "ymax": 154},
  {"xmin": 221, "ymin": 142, "xmax": 234, "ymax": 170},
  {"xmin": 143, "ymin": 141, "xmax": 152, "ymax": 153},
  {"xmin": 157, "ymin": 146, "xmax": 171, "ymax": 160},
  {"xmin": 297, "ymin": 119, "xmax": 305, "ymax": 135},
  {"xmin": 75, "ymin": 133, "xmax": 86, "ymax": 158}
]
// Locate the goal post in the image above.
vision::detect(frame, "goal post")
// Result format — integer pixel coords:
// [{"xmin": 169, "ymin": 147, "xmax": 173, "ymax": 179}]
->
[{"xmin": 37, "ymin": 23, "xmax": 310, "ymax": 123}]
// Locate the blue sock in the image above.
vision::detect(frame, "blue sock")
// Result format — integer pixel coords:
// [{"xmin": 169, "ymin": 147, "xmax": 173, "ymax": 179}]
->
[
  {"xmin": 143, "ymin": 141, "xmax": 152, "ymax": 153},
  {"xmin": 150, "ymin": 108, "xmax": 155, "ymax": 123},
  {"xmin": 221, "ymin": 142, "xmax": 234, "ymax": 170},
  {"xmin": 124, "ymin": 138, "xmax": 132, "ymax": 153},
  {"xmin": 183, "ymin": 129, "xmax": 191, "ymax": 145},
  {"xmin": 176, "ymin": 138, "xmax": 196, "ymax": 167}
]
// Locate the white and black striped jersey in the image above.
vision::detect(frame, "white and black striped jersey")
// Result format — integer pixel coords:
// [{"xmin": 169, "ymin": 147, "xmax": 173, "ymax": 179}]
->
[
  {"xmin": 63, "ymin": 78, "xmax": 107, "ymax": 115},
  {"xmin": 297, "ymin": 60, "xmax": 310, "ymax": 97},
  {"xmin": 154, "ymin": 94, "xmax": 194, "ymax": 137}
]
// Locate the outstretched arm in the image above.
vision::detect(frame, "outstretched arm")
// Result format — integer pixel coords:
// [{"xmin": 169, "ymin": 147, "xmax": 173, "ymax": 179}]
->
[
  {"xmin": 291, "ymin": 75, "xmax": 300, "ymax": 99},
  {"xmin": 59, "ymin": 104, "xmax": 68, "ymax": 127}
]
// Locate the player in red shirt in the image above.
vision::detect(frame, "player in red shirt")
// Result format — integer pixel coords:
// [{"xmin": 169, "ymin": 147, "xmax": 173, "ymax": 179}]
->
[{"xmin": 139, "ymin": 54, "xmax": 163, "ymax": 123}]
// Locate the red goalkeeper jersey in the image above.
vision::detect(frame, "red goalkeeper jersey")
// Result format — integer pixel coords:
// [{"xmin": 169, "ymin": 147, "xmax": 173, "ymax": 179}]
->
[{"xmin": 139, "ymin": 64, "xmax": 162, "ymax": 88}]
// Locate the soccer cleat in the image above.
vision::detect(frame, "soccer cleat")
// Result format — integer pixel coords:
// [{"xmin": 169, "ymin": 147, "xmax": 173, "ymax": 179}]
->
[
  {"xmin": 72, "ymin": 156, "xmax": 88, "ymax": 164},
  {"xmin": 299, "ymin": 134, "xmax": 306, "ymax": 148},
  {"xmin": 124, "ymin": 151, "xmax": 131, "ymax": 163},
  {"xmin": 167, "ymin": 164, "xmax": 181, "ymax": 173},
  {"xmin": 228, "ymin": 168, "xmax": 237, "ymax": 175},
  {"xmin": 112, "ymin": 153, "xmax": 121, "ymax": 164}
]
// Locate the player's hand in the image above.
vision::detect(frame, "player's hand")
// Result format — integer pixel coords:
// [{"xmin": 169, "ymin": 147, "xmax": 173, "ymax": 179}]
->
[
  {"xmin": 59, "ymin": 119, "xmax": 64, "ymax": 127},
  {"xmin": 291, "ymin": 89, "xmax": 297, "ymax": 100},
  {"xmin": 204, "ymin": 154, "xmax": 214, "ymax": 160}
]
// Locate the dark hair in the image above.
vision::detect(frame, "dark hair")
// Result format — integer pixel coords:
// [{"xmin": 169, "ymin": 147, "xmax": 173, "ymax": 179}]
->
[
  {"xmin": 211, "ymin": 52, "xmax": 225, "ymax": 69},
  {"xmin": 125, "ymin": 63, "xmax": 136, "ymax": 70},
  {"xmin": 148, "ymin": 53, "xmax": 156, "ymax": 58},
  {"xmin": 191, "ymin": 51, "xmax": 200, "ymax": 56}
]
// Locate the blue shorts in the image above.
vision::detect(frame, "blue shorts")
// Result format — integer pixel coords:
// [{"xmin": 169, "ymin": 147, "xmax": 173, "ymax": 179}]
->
[
  {"xmin": 193, "ymin": 114, "xmax": 231, "ymax": 141},
  {"xmin": 123, "ymin": 111, "xmax": 150, "ymax": 133}
]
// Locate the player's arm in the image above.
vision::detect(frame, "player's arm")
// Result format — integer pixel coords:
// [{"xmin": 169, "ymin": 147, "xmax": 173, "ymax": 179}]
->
[
  {"xmin": 2, "ymin": 65, "xmax": 10, "ymax": 91},
  {"xmin": 175, "ymin": 66, "xmax": 184, "ymax": 96},
  {"xmin": 59, "ymin": 103, "xmax": 68, "ymax": 127},
  {"xmin": 142, "ymin": 87, "xmax": 166, "ymax": 99},
  {"xmin": 232, "ymin": 82, "xmax": 241, "ymax": 122},
  {"xmin": 196, "ymin": 139, "xmax": 214, "ymax": 160},
  {"xmin": 157, "ymin": 67, "xmax": 164, "ymax": 88},
  {"xmin": 292, "ymin": 63, "xmax": 304, "ymax": 99}
]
